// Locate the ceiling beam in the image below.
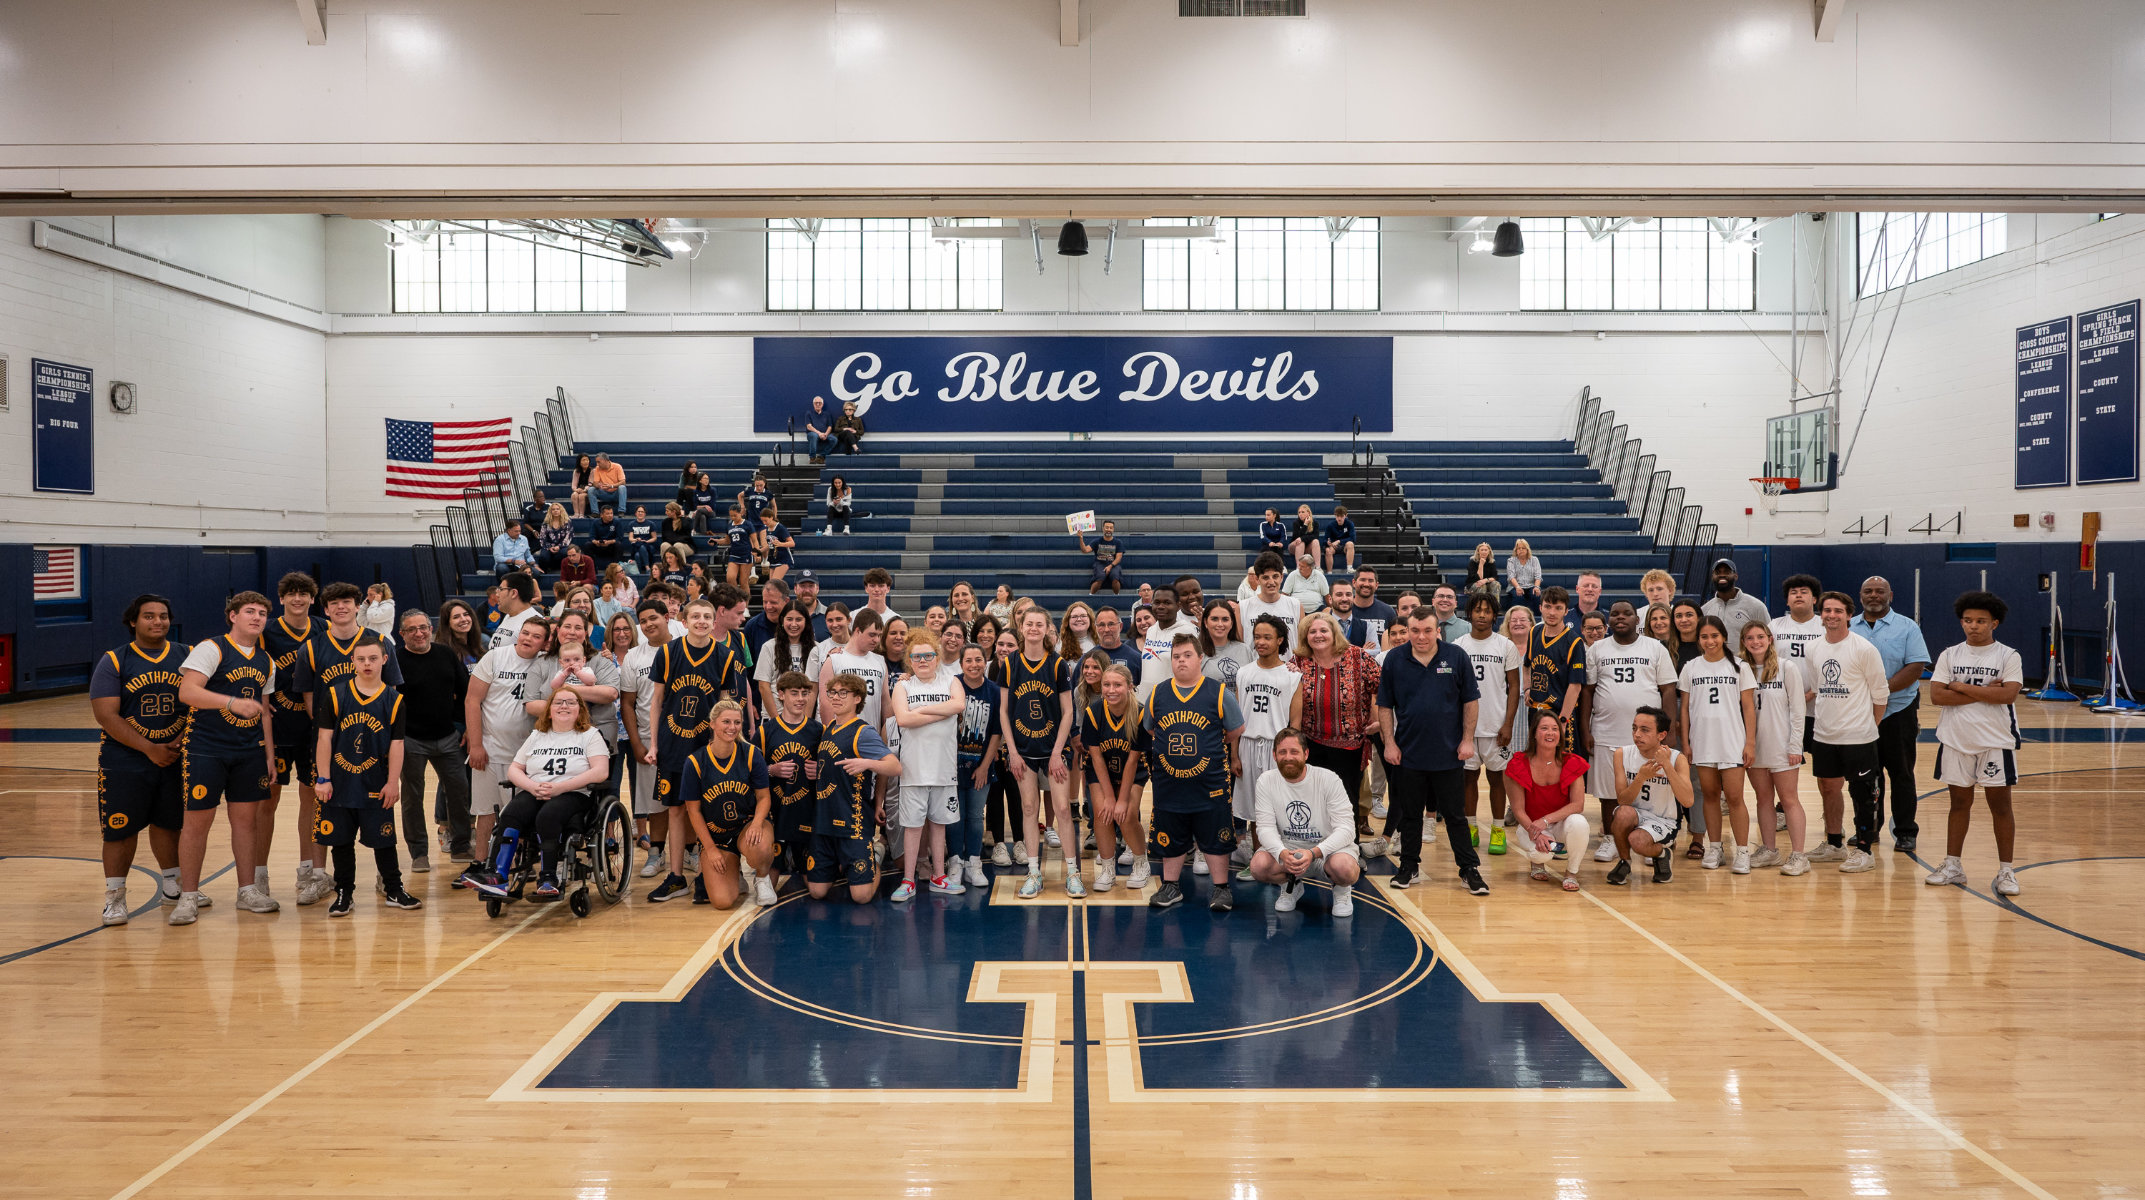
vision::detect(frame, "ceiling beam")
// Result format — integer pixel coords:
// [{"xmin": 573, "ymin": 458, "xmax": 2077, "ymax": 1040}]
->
[
  {"xmin": 296, "ymin": 0, "xmax": 327, "ymax": 45},
  {"xmin": 1814, "ymin": 0, "xmax": 1846, "ymax": 42},
  {"xmin": 1060, "ymin": 0, "xmax": 1079, "ymax": 46}
]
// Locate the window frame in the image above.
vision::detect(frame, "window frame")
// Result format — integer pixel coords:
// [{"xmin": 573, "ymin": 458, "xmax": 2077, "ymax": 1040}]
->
[
  {"xmin": 1853, "ymin": 212, "xmax": 2007, "ymax": 298},
  {"xmin": 763, "ymin": 218, "xmax": 1004, "ymax": 313},
  {"xmin": 1142, "ymin": 217, "xmax": 1381, "ymax": 312},
  {"xmin": 389, "ymin": 220, "xmax": 628, "ymax": 314},
  {"xmin": 1518, "ymin": 217, "xmax": 1758, "ymax": 312}
]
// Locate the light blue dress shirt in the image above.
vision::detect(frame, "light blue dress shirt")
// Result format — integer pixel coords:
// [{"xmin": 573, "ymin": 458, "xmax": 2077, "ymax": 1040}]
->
[{"xmin": 1849, "ymin": 609, "xmax": 1931, "ymax": 718}]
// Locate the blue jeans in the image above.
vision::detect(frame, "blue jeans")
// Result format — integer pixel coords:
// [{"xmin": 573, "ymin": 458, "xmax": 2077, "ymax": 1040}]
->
[
  {"xmin": 631, "ymin": 542, "xmax": 655, "ymax": 572},
  {"xmin": 590, "ymin": 486, "xmax": 622, "ymax": 512},
  {"xmin": 949, "ymin": 762, "xmax": 991, "ymax": 861}
]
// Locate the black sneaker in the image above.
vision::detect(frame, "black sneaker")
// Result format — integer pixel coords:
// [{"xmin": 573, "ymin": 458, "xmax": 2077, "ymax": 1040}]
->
[
  {"xmin": 1605, "ymin": 860, "xmax": 1631, "ymax": 887},
  {"xmin": 691, "ymin": 876, "xmax": 709, "ymax": 905},
  {"xmin": 1388, "ymin": 864, "xmax": 1419, "ymax": 889},
  {"xmin": 328, "ymin": 887, "xmax": 354, "ymax": 918},
  {"xmin": 648, "ymin": 873, "xmax": 690, "ymax": 903},
  {"xmin": 1148, "ymin": 881, "xmax": 1184, "ymax": 909},
  {"xmin": 1208, "ymin": 883, "xmax": 1234, "ymax": 913},
  {"xmin": 1462, "ymin": 867, "xmax": 1490, "ymax": 896},
  {"xmin": 1894, "ymin": 837, "xmax": 1917, "ymax": 853},
  {"xmin": 1652, "ymin": 853, "xmax": 1673, "ymax": 884},
  {"xmin": 381, "ymin": 884, "xmax": 423, "ymax": 909}
]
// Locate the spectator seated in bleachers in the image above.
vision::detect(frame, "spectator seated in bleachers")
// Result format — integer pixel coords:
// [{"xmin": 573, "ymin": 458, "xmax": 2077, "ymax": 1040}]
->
[
  {"xmin": 1505, "ymin": 539, "xmax": 1543, "ymax": 612},
  {"xmin": 586, "ymin": 503, "xmax": 624, "ymax": 566},
  {"xmin": 569, "ymin": 452, "xmax": 593, "ymax": 516},
  {"xmin": 1286, "ymin": 504, "xmax": 1322, "ymax": 565},
  {"xmin": 587, "ymin": 451, "xmax": 626, "ymax": 513},
  {"xmin": 533, "ymin": 504, "xmax": 573, "ymax": 572},
  {"xmin": 804, "ymin": 395, "xmax": 834, "ymax": 462},
  {"xmin": 559, "ymin": 543, "xmax": 596, "ymax": 588},
  {"xmin": 833, "ymin": 401, "xmax": 866, "ymax": 454},
  {"xmin": 625, "ymin": 505, "xmax": 660, "ymax": 573},
  {"xmin": 658, "ymin": 502, "xmax": 699, "ymax": 565},
  {"xmin": 1283, "ymin": 554, "xmax": 1330, "ymax": 613},
  {"xmin": 1078, "ymin": 519, "xmax": 1125, "ymax": 596},
  {"xmin": 521, "ymin": 488, "xmax": 550, "ymax": 531},
  {"xmin": 493, "ymin": 520, "xmax": 535, "ymax": 578},
  {"xmin": 1323, "ymin": 505, "xmax": 1357, "ymax": 574},
  {"xmin": 823, "ymin": 475, "xmax": 862, "ymax": 535},
  {"xmin": 1258, "ymin": 508, "xmax": 1288, "ymax": 559}
]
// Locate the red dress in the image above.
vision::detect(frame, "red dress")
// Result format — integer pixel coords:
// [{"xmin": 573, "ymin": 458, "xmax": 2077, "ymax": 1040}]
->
[{"xmin": 1514, "ymin": 753, "xmax": 1589, "ymax": 821}]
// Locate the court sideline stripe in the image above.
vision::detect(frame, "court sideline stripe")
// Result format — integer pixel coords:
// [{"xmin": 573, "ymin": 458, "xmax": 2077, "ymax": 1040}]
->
[
  {"xmin": 108, "ymin": 904, "xmax": 555, "ymax": 1200},
  {"xmin": 1579, "ymin": 891, "xmax": 2058, "ymax": 1200},
  {"xmin": 0, "ymin": 858, "xmax": 236, "ymax": 967}
]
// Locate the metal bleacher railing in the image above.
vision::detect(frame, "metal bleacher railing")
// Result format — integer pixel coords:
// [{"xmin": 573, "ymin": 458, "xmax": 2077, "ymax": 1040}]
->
[
  {"xmin": 1573, "ymin": 387, "xmax": 1718, "ymax": 594},
  {"xmin": 1344, "ymin": 415, "xmax": 1439, "ymax": 590},
  {"xmin": 413, "ymin": 387, "xmax": 578, "ymax": 613}
]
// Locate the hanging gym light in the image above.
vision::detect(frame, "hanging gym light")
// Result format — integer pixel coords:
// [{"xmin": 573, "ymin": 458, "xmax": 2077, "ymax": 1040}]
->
[
  {"xmin": 1056, "ymin": 219, "xmax": 1089, "ymax": 256},
  {"xmin": 1490, "ymin": 220, "xmax": 1524, "ymax": 257}
]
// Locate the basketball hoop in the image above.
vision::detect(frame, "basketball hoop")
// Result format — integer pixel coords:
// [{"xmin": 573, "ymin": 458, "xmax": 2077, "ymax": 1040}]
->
[{"xmin": 1750, "ymin": 476, "xmax": 1799, "ymax": 514}]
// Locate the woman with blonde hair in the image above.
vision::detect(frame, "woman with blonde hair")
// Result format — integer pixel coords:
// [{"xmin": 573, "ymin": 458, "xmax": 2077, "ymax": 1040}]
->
[
  {"xmin": 536, "ymin": 503, "xmax": 574, "ymax": 572},
  {"xmin": 359, "ymin": 583, "xmax": 397, "ymax": 641},
  {"xmin": 1740, "ymin": 621, "xmax": 1809, "ymax": 875},
  {"xmin": 1505, "ymin": 539, "xmax": 1543, "ymax": 612},
  {"xmin": 1080, "ymin": 660, "xmax": 1149, "ymax": 891},
  {"xmin": 1292, "ymin": 609, "xmax": 1382, "ymax": 850},
  {"xmin": 1463, "ymin": 542, "xmax": 1498, "ymax": 594}
]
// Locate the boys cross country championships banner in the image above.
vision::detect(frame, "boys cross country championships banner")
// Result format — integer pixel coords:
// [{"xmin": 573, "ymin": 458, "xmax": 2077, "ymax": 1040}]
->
[{"xmin": 754, "ymin": 335, "xmax": 1393, "ymax": 434}]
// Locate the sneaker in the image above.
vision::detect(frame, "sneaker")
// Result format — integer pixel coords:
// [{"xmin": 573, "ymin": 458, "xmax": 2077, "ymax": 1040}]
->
[
  {"xmin": 992, "ymin": 842, "xmax": 1013, "ymax": 868},
  {"xmin": 237, "ymin": 884, "xmax": 281, "ymax": 913},
  {"xmin": 410, "ymin": 855, "xmax": 432, "ymax": 874},
  {"xmin": 1044, "ymin": 828, "xmax": 1061, "ymax": 849},
  {"xmin": 648, "ymin": 873, "xmax": 690, "ymax": 903},
  {"xmin": 1593, "ymin": 835, "xmax": 1617, "ymax": 863},
  {"xmin": 1148, "ymin": 880, "xmax": 1184, "ymax": 909},
  {"xmin": 1116, "ymin": 846, "xmax": 1134, "ymax": 867},
  {"xmin": 1805, "ymin": 842, "xmax": 1847, "ymax": 863},
  {"xmin": 964, "ymin": 857, "xmax": 989, "ymax": 887},
  {"xmin": 1925, "ymin": 858, "xmax": 1966, "ymax": 886},
  {"xmin": 382, "ymin": 885, "xmax": 423, "ymax": 909},
  {"xmin": 1191, "ymin": 855, "xmax": 1209, "ymax": 877},
  {"xmin": 1502, "ymin": 813, "xmax": 1518, "ymax": 827},
  {"xmin": 1064, "ymin": 872, "xmax": 1087, "ymax": 899},
  {"xmin": 691, "ymin": 876, "xmax": 709, "ymax": 904},
  {"xmin": 167, "ymin": 891, "xmax": 201, "ymax": 926},
  {"xmin": 1462, "ymin": 867, "xmax": 1490, "ymax": 896},
  {"xmin": 755, "ymin": 877, "xmax": 779, "ymax": 906},
  {"xmin": 1012, "ymin": 841, "xmax": 1030, "ymax": 867},
  {"xmin": 296, "ymin": 873, "xmax": 333, "ymax": 906},
  {"xmin": 1775, "ymin": 808, "xmax": 1788, "ymax": 832},
  {"xmin": 1207, "ymin": 883, "xmax": 1233, "ymax": 912},
  {"xmin": 1092, "ymin": 862, "xmax": 1115, "ymax": 893},
  {"xmin": 450, "ymin": 845, "xmax": 476, "ymax": 863},
  {"xmin": 1126, "ymin": 860, "xmax": 1153, "ymax": 890},
  {"xmin": 1702, "ymin": 843, "xmax": 1723, "ymax": 871},
  {"xmin": 1331, "ymin": 885, "xmax": 1355, "ymax": 917},
  {"xmin": 1488, "ymin": 828, "xmax": 1507, "ymax": 856},
  {"xmin": 1652, "ymin": 853, "xmax": 1673, "ymax": 884},
  {"xmin": 1388, "ymin": 865, "xmax": 1419, "ymax": 890},
  {"xmin": 1780, "ymin": 852, "xmax": 1810, "ymax": 876},
  {"xmin": 1469, "ymin": 824, "xmax": 1480, "ymax": 847},
  {"xmin": 1018, "ymin": 870, "xmax": 1043, "ymax": 899},
  {"xmin": 532, "ymin": 877, "xmax": 562, "ymax": 901},
  {"xmin": 1273, "ymin": 879, "xmax": 1300, "ymax": 912},
  {"xmin": 328, "ymin": 887, "xmax": 355, "ymax": 918},
  {"xmin": 1894, "ymin": 837, "xmax": 1918, "ymax": 853},
  {"xmin": 1371, "ymin": 797, "xmax": 1388, "ymax": 819},
  {"xmin": 1359, "ymin": 835, "xmax": 1390, "ymax": 858},
  {"xmin": 640, "ymin": 846, "xmax": 664, "ymax": 878},
  {"xmin": 891, "ymin": 880, "xmax": 917, "ymax": 903},
  {"xmin": 1992, "ymin": 867, "xmax": 2021, "ymax": 896},
  {"xmin": 453, "ymin": 867, "xmax": 481, "ymax": 890},
  {"xmin": 1749, "ymin": 846, "xmax": 1782, "ymax": 869},
  {"xmin": 1083, "ymin": 830, "xmax": 1097, "ymax": 852},
  {"xmin": 685, "ymin": 845, "xmax": 701, "ymax": 874},
  {"xmin": 1605, "ymin": 860, "xmax": 1631, "ymax": 887},
  {"xmin": 1839, "ymin": 848, "xmax": 1876, "ymax": 873},
  {"xmin": 102, "ymin": 888, "xmax": 129, "ymax": 926},
  {"xmin": 931, "ymin": 873, "xmax": 967, "ymax": 895},
  {"xmin": 1731, "ymin": 848, "xmax": 1751, "ymax": 875}
]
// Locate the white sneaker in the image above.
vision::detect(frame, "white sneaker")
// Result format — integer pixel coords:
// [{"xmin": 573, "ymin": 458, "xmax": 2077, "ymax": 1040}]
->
[
  {"xmin": 167, "ymin": 891, "xmax": 201, "ymax": 926},
  {"xmin": 1359, "ymin": 835, "xmax": 1389, "ymax": 858},
  {"xmin": 1012, "ymin": 841, "xmax": 1030, "ymax": 867},
  {"xmin": 1774, "ymin": 808, "xmax": 1788, "ymax": 832},
  {"xmin": 1992, "ymin": 866, "xmax": 2021, "ymax": 896},
  {"xmin": 1191, "ymin": 855, "xmax": 1210, "ymax": 876},
  {"xmin": 991, "ymin": 842, "xmax": 1013, "ymax": 868},
  {"xmin": 1748, "ymin": 846, "xmax": 1782, "ymax": 869},
  {"xmin": 296, "ymin": 873, "xmax": 333, "ymax": 906},
  {"xmin": 640, "ymin": 846, "xmax": 663, "ymax": 878},
  {"xmin": 1780, "ymin": 852, "xmax": 1811, "ymax": 876},
  {"xmin": 237, "ymin": 884, "xmax": 281, "ymax": 913},
  {"xmin": 1701, "ymin": 842, "xmax": 1723, "ymax": 870},
  {"xmin": 1273, "ymin": 881, "xmax": 1299, "ymax": 912},
  {"xmin": 964, "ymin": 857, "xmax": 988, "ymax": 887},
  {"xmin": 1805, "ymin": 842, "xmax": 1846, "ymax": 863},
  {"xmin": 1371, "ymin": 798, "xmax": 1388, "ymax": 819},
  {"xmin": 102, "ymin": 888, "xmax": 129, "ymax": 926},
  {"xmin": 1044, "ymin": 828, "xmax": 1061, "ymax": 849},
  {"xmin": 1925, "ymin": 858, "xmax": 1967, "ymax": 886},
  {"xmin": 1018, "ymin": 869, "xmax": 1043, "ymax": 899},
  {"xmin": 754, "ymin": 877, "xmax": 779, "ymax": 907},
  {"xmin": 1092, "ymin": 862, "xmax": 1115, "ymax": 892},
  {"xmin": 1731, "ymin": 848, "xmax": 1751, "ymax": 875},
  {"xmin": 1331, "ymin": 885, "xmax": 1355, "ymax": 917},
  {"xmin": 1116, "ymin": 846, "xmax": 1134, "ymax": 867},
  {"xmin": 1592, "ymin": 835, "xmax": 1617, "ymax": 863},
  {"xmin": 1839, "ymin": 848, "xmax": 1876, "ymax": 873},
  {"xmin": 685, "ymin": 845, "xmax": 701, "ymax": 873},
  {"xmin": 1126, "ymin": 860, "xmax": 1153, "ymax": 890}
]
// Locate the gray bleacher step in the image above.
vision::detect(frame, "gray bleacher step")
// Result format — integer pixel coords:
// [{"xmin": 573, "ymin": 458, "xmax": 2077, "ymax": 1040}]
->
[
  {"xmin": 1324, "ymin": 452, "xmax": 1386, "ymax": 467},
  {"xmin": 1206, "ymin": 498, "xmax": 1236, "ymax": 516},
  {"xmin": 904, "ymin": 534, "xmax": 936, "ymax": 553},
  {"xmin": 899, "ymin": 454, "xmax": 977, "ymax": 470},
  {"xmin": 1175, "ymin": 454, "xmax": 1249, "ymax": 469}
]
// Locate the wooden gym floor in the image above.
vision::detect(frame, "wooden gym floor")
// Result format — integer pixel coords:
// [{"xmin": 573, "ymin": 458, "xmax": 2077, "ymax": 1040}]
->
[{"xmin": 1, "ymin": 690, "xmax": 2138, "ymax": 1200}]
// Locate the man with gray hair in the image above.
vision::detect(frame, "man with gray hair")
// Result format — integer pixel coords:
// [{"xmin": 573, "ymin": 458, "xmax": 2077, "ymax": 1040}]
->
[
  {"xmin": 1850, "ymin": 576, "xmax": 1933, "ymax": 851},
  {"xmin": 393, "ymin": 608, "xmax": 472, "ymax": 870}
]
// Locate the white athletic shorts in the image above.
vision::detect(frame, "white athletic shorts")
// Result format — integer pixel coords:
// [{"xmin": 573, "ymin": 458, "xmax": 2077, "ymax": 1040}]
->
[
  {"xmin": 1471, "ymin": 735, "xmax": 1514, "ymax": 773},
  {"xmin": 1233, "ymin": 736, "xmax": 1277, "ymax": 822},
  {"xmin": 631, "ymin": 757, "xmax": 661, "ymax": 817},
  {"xmin": 899, "ymin": 784, "xmax": 959, "ymax": 828},
  {"xmin": 1631, "ymin": 810, "xmax": 1679, "ymax": 850},
  {"xmin": 472, "ymin": 751, "xmax": 516, "ymax": 817},
  {"xmin": 1935, "ymin": 745, "xmax": 2018, "ymax": 790}
]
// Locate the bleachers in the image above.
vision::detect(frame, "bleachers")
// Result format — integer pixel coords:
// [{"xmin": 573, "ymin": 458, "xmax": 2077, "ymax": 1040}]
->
[{"xmin": 460, "ymin": 437, "xmax": 1674, "ymax": 614}]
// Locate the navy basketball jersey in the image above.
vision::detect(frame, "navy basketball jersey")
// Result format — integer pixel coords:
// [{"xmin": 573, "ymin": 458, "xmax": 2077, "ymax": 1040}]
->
[
  {"xmin": 1146, "ymin": 676, "xmax": 1230, "ymax": 809},
  {"xmin": 724, "ymin": 520, "xmax": 754, "ymax": 560},
  {"xmin": 685, "ymin": 740, "xmax": 770, "ymax": 840},
  {"xmin": 262, "ymin": 615, "xmax": 315, "ymax": 720},
  {"xmin": 814, "ymin": 716, "xmax": 887, "ymax": 838},
  {"xmin": 184, "ymin": 636, "xmax": 275, "ymax": 753},
  {"xmin": 993, "ymin": 651, "xmax": 1068, "ymax": 759},
  {"xmin": 1081, "ymin": 698, "xmax": 1148, "ymax": 786},
  {"xmin": 95, "ymin": 641, "xmax": 192, "ymax": 768},
  {"xmin": 315, "ymin": 679, "xmax": 405, "ymax": 807},
  {"xmin": 295, "ymin": 628, "xmax": 404, "ymax": 702},
  {"xmin": 652, "ymin": 637, "xmax": 729, "ymax": 769},
  {"xmin": 743, "ymin": 488, "xmax": 773, "ymax": 523},
  {"xmin": 758, "ymin": 714, "xmax": 823, "ymax": 838}
]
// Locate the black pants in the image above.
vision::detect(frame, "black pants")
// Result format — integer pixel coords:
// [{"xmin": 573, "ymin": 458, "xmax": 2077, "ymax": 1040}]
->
[
  {"xmin": 1388, "ymin": 764, "xmax": 1477, "ymax": 872},
  {"xmin": 499, "ymin": 789, "xmax": 593, "ymax": 876},
  {"xmin": 1875, "ymin": 700, "xmax": 1921, "ymax": 841},
  {"xmin": 1307, "ymin": 739, "xmax": 1367, "ymax": 834},
  {"xmin": 332, "ymin": 842, "xmax": 403, "ymax": 891},
  {"xmin": 987, "ymin": 761, "xmax": 1017, "ymax": 843},
  {"xmin": 835, "ymin": 430, "xmax": 862, "ymax": 454}
]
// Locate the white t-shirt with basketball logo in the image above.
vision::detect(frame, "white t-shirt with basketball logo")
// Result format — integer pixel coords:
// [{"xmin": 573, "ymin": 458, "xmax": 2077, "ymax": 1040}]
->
[
  {"xmin": 1454, "ymin": 631, "xmax": 1522, "ymax": 737},
  {"xmin": 1678, "ymin": 654, "xmax": 1756, "ymax": 766},
  {"xmin": 1932, "ymin": 640, "xmax": 2024, "ymax": 753}
]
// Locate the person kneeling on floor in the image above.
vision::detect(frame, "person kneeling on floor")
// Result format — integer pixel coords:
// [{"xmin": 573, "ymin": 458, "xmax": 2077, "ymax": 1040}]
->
[
  {"xmin": 1605, "ymin": 706, "xmax": 1692, "ymax": 886},
  {"xmin": 1249, "ymin": 727, "xmax": 1360, "ymax": 916},
  {"xmin": 1503, "ymin": 710, "xmax": 1592, "ymax": 892}
]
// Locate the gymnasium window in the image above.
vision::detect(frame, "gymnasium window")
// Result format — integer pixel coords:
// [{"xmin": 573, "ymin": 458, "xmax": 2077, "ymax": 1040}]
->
[
  {"xmin": 764, "ymin": 219, "xmax": 1004, "ymax": 311},
  {"xmin": 1519, "ymin": 218, "xmax": 1756, "ymax": 311},
  {"xmin": 1854, "ymin": 213, "xmax": 2007, "ymax": 296},
  {"xmin": 391, "ymin": 221, "xmax": 627, "ymax": 313},
  {"xmin": 1142, "ymin": 218, "xmax": 1381, "ymax": 311}
]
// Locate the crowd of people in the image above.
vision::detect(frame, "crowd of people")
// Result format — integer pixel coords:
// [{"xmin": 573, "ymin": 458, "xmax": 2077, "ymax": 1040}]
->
[{"xmin": 89, "ymin": 536, "xmax": 2027, "ymax": 927}]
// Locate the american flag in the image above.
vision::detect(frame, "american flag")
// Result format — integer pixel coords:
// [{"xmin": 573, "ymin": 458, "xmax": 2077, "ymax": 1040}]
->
[
  {"xmin": 384, "ymin": 417, "xmax": 515, "ymax": 501},
  {"xmin": 32, "ymin": 545, "xmax": 81, "ymax": 600}
]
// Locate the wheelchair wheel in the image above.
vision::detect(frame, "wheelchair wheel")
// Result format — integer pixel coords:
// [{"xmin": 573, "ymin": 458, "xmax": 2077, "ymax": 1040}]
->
[
  {"xmin": 484, "ymin": 895, "xmax": 505, "ymax": 919},
  {"xmin": 569, "ymin": 887, "xmax": 591, "ymax": 918},
  {"xmin": 591, "ymin": 795, "xmax": 631, "ymax": 904}
]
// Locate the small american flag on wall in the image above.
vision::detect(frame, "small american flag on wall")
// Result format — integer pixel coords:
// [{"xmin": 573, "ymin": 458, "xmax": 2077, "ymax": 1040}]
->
[
  {"xmin": 384, "ymin": 417, "xmax": 514, "ymax": 501},
  {"xmin": 32, "ymin": 545, "xmax": 81, "ymax": 600}
]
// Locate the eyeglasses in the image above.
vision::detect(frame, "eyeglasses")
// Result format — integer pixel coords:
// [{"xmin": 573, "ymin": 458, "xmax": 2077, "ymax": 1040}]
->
[{"xmin": 909, "ymin": 650, "xmax": 938, "ymax": 661}]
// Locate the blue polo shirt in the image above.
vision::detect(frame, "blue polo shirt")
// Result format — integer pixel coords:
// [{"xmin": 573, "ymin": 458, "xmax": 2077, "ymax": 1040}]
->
[
  {"xmin": 1375, "ymin": 640, "xmax": 1480, "ymax": 771},
  {"xmin": 1848, "ymin": 609, "xmax": 1931, "ymax": 718}
]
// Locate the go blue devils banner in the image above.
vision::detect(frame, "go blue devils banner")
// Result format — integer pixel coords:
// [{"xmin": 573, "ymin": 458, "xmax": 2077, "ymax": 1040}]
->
[
  {"xmin": 2014, "ymin": 318, "xmax": 2070, "ymax": 490},
  {"xmin": 754, "ymin": 335, "xmax": 1393, "ymax": 434},
  {"xmin": 2075, "ymin": 300, "xmax": 2139, "ymax": 486}
]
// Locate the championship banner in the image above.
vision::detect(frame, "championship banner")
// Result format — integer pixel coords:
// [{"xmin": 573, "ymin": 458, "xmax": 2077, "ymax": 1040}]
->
[{"xmin": 2014, "ymin": 318, "xmax": 2071, "ymax": 490}]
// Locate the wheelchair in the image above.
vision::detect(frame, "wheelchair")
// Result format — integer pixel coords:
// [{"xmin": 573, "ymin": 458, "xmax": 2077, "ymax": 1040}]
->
[{"xmin": 478, "ymin": 784, "xmax": 633, "ymax": 919}]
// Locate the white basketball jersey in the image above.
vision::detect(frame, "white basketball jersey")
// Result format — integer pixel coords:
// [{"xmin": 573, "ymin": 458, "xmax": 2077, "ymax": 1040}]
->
[
  {"xmin": 1234, "ymin": 660, "xmax": 1300, "ymax": 742},
  {"xmin": 1678, "ymin": 654, "xmax": 1756, "ymax": 764}
]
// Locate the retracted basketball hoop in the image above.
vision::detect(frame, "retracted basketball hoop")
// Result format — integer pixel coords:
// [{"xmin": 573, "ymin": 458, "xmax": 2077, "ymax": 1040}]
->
[{"xmin": 1749, "ymin": 475, "xmax": 1799, "ymax": 514}]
